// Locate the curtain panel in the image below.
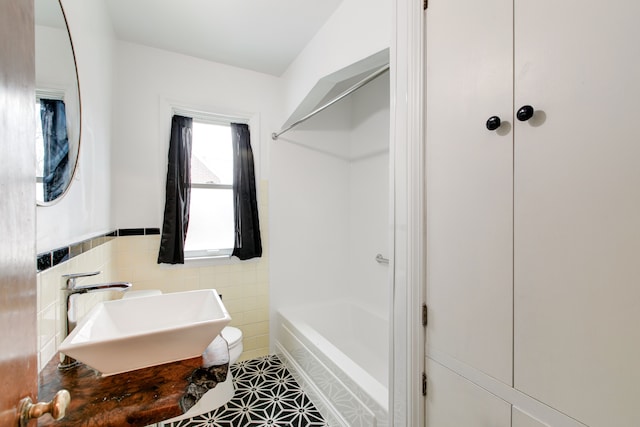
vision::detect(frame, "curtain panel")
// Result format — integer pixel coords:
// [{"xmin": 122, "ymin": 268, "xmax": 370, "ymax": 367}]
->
[
  {"xmin": 158, "ymin": 115, "xmax": 193, "ymax": 264},
  {"xmin": 231, "ymin": 123, "xmax": 262, "ymax": 260},
  {"xmin": 40, "ymin": 99, "xmax": 69, "ymax": 202}
]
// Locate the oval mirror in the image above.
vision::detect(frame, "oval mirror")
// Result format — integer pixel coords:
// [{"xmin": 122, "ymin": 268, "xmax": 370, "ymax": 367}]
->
[{"xmin": 34, "ymin": 0, "xmax": 81, "ymax": 205}]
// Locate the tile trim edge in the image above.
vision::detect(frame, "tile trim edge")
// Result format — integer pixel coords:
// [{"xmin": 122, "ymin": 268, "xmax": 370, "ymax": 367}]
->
[{"xmin": 37, "ymin": 228, "xmax": 161, "ymax": 272}]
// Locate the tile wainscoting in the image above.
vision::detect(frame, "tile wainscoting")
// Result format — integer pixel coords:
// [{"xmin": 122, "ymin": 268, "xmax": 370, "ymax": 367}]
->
[
  {"xmin": 37, "ymin": 232, "xmax": 270, "ymax": 371},
  {"xmin": 37, "ymin": 182, "xmax": 270, "ymax": 371}
]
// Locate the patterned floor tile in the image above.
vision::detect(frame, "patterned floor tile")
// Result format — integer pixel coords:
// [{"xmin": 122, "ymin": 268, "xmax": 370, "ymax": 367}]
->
[{"xmin": 166, "ymin": 355, "xmax": 329, "ymax": 427}]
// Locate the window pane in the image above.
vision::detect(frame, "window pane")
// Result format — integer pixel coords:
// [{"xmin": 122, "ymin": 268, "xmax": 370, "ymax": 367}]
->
[
  {"xmin": 191, "ymin": 122, "xmax": 233, "ymax": 185},
  {"xmin": 185, "ymin": 188, "xmax": 234, "ymax": 253},
  {"xmin": 35, "ymin": 99, "xmax": 45, "ymax": 201}
]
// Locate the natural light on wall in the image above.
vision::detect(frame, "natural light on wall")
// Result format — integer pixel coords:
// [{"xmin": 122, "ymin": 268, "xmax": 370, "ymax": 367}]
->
[{"xmin": 184, "ymin": 120, "xmax": 235, "ymax": 258}]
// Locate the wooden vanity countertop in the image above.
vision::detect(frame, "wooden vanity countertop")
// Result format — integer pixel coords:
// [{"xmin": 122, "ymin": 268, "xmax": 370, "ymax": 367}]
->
[{"xmin": 38, "ymin": 337, "xmax": 229, "ymax": 427}]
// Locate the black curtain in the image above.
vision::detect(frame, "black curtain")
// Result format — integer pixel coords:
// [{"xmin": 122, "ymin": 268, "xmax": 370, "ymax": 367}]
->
[
  {"xmin": 158, "ymin": 115, "xmax": 193, "ymax": 264},
  {"xmin": 231, "ymin": 123, "xmax": 262, "ymax": 260},
  {"xmin": 40, "ymin": 99, "xmax": 69, "ymax": 202}
]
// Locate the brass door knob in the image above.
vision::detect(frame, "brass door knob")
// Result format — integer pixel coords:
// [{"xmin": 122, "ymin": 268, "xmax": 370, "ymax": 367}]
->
[{"xmin": 19, "ymin": 390, "xmax": 71, "ymax": 427}]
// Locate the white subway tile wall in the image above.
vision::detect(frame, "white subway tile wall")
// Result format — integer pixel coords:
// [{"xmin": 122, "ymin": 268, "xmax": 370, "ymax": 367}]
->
[
  {"xmin": 37, "ymin": 239, "xmax": 119, "ymax": 370},
  {"xmin": 36, "ymin": 181, "xmax": 270, "ymax": 371}
]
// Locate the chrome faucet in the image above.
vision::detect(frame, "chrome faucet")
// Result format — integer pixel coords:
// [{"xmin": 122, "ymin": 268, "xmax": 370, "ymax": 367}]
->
[{"xmin": 59, "ymin": 271, "xmax": 132, "ymax": 369}]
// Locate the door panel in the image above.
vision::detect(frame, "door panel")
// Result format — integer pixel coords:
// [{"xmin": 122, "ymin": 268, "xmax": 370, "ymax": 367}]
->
[
  {"xmin": 426, "ymin": 0, "xmax": 514, "ymax": 385},
  {"xmin": 0, "ymin": 0, "xmax": 37, "ymax": 425},
  {"xmin": 514, "ymin": 1, "xmax": 640, "ymax": 425},
  {"xmin": 512, "ymin": 408, "xmax": 548, "ymax": 427},
  {"xmin": 426, "ymin": 358, "xmax": 511, "ymax": 427}
]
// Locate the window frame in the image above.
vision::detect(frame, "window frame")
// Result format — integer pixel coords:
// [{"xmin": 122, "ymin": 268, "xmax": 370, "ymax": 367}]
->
[
  {"xmin": 35, "ymin": 89, "xmax": 66, "ymax": 196},
  {"xmin": 167, "ymin": 105, "xmax": 256, "ymax": 262}
]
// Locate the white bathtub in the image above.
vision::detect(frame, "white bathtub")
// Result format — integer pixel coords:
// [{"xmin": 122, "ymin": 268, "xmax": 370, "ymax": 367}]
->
[{"xmin": 276, "ymin": 300, "xmax": 388, "ymax": 427}]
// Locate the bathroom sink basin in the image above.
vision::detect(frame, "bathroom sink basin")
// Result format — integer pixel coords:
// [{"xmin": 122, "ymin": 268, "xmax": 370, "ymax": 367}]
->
[{"xmin": 59, "ymin": 289, "xmax": 231, "ymax": 376}]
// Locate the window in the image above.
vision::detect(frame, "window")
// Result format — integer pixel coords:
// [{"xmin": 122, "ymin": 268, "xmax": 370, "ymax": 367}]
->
[
  {"xmin": 35, "ymin": 98, "xmax": 46, "ymax": 201},
  {"xmin": 35, "ymin": 91, "xmax": 66, "ymax": 202},
  {"xmin": 158, "ymin": 108, "xmax": 261, "ymax": 264},
  {"xmin": 183, "ymin": 120, "xmax": 235, "ymax": 258}
]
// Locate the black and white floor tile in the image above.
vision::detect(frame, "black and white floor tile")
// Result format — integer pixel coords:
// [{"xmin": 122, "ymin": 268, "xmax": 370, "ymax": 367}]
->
[{"xmin": 168, "ymin": 355, "xmax": 329, "ymax": 427}]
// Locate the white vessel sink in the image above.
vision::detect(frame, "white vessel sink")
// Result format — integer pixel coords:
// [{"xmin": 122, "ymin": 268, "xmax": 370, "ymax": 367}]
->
[{"xmin": 59, "ymin": 289, "xmax": 231, "ymax": 376}]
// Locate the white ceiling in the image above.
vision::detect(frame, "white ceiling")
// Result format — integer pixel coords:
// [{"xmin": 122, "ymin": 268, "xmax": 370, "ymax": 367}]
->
[{"xmin": 104, "ymin": 0, "xmax": 344, "ymax": 77}]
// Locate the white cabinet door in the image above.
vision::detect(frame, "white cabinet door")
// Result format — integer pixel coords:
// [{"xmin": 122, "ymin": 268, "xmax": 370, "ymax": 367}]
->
[
  {"xmin": 426, "ymin": 358, "xmax": 511, "ymax": 427},
  {"xmin": 512, "ymin": 408, "xmax": 548, "ymax": 427},
  {"xmin": 513, "ymin": 1, "xmax": 640, "ymax": 425},
  {"xmin": 425, "ymin": 0, "xmax": 514, "ymax": 386}
]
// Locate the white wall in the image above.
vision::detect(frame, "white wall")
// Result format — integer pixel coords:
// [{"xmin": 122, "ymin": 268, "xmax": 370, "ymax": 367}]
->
[
  {"xmin": 270, "ymin": 100, "xmax": 352, "ymax": 310},
  {"xmin": 347, "ymin": 74, "xmax": 390, "ymax": 313},
  {"xmin": 108, "ymin": 45, "xmax": 282, "ymax": 358},
  {"xmin": 111, "ymin": 41, "xmax": 282, "ymax": 229},
  {"xmin": 281, "ymin": 0, "xmax": 391, "ymax": 120},
  {"xmin": 37, "ymin": 0, "xmax": 115, "ymax": 253}
]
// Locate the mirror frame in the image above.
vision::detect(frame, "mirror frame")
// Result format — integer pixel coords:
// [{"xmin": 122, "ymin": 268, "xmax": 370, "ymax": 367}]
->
[{"xmin": 36, "ymin": 0, "xmax": 82, "ymax": 206}]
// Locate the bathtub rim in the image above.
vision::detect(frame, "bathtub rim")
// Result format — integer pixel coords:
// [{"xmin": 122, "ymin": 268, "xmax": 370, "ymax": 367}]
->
[{"xmin": 277, "ymin": 302, "xmax": 389, "ymax": 412}]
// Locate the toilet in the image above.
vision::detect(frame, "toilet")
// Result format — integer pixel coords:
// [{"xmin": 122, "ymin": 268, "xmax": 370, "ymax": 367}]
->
[
  {"xmin": 221, "ymin": 326, "xmax": 243, "ymax": 364},
  {"xmin": 123, "ymin": 289, "xmax": 243, "ymax": 364}
]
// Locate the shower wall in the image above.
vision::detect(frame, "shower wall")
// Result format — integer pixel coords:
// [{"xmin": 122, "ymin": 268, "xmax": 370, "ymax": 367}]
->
[
  {"xmin": 270, "ymin": 73, "xmax": 390, "ymax": 342},
  {"xmin": 347, "ymin": 75, "xmax": 390, "ymax": 313},
  {"xmin": 270, "ymin": 103, "xmax": 352, "ymax": 311}
]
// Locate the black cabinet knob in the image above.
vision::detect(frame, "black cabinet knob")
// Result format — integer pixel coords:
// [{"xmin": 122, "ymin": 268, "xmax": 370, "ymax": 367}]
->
[
  {"xmin": 516, "ymin": 105, "xmax": 535, "ymax": 121},
  {"xmin": 486, "ymin": 116, "xmax": 501, "ymax": 131}
]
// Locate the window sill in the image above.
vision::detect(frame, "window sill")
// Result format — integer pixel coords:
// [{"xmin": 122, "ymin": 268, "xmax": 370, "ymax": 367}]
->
[
  {"xmin": 185, "ymin": 254, "xmax": 231, "ymax": 261},
  {"xmin": 183, "ymin": 250, "xmax": 234, "ymax": 267}
]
